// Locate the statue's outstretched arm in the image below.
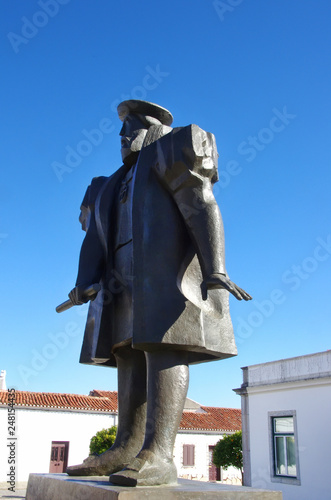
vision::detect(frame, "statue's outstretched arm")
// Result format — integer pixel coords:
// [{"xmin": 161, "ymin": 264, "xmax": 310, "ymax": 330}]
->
[
  {"xmin": 155, "ymin": 125, "xmax": 251, "ymax": 301},
  {"xmin": 170, "ymin": 173, "xmax": 250, "ymax": 301}
]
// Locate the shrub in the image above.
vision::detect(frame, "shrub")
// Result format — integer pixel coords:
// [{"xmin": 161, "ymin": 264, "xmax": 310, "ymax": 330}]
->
[
  {"xmin": 213, "ymin": 430, "xmax": 243, "ymax": 481},
  {"xmin": 89, "ymin": 426, "xmax": 117, "ymax": 455}
]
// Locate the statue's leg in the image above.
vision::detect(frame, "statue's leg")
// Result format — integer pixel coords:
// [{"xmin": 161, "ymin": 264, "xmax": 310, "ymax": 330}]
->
[
  {"xmin": 110, "ymin": 350, "xmax": 189, "ymax": 486},
  {"xmin": 67, "ymin": 345, "xmax": 147, "ymax": 476}
]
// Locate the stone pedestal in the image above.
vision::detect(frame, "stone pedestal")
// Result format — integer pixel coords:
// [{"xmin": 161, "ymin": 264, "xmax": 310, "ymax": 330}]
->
[{"xmin": 26, "ymin": 473, "xmax": 282, "ymax": 499}]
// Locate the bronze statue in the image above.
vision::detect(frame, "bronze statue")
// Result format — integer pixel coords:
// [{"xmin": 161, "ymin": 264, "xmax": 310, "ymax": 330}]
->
[{"xmin": 57, "ymin": 100, "xmax": 251, "ymax": 486}]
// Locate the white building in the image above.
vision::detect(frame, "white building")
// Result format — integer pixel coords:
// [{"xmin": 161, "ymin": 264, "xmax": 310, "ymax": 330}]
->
[
  {"xmin": 235, "ymin": 350, "xmax": 331, "ymax": 500},
  {"xmin": 0, "ymin": 389, "xmax": 118, "ymax": 484},
  {"xmin": 0, "ymin": 384, "xmax": 241, "ymax": 484},
  {"xmin": 175, "ymin": 398, "xmax": 242, "ymax": 483}
]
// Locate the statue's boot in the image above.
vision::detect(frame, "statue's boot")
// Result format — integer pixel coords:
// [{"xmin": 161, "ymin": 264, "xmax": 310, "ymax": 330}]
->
[
  {"xmin": 67, "ymin": 346, "xmax": 147, "ymax": 476},
  {"xmin": 110, "ymin": 350, "xmax": 189, "ymax": 486},
  {"xmin": 109, "ymin": 450, "xmax": 177, "ymax": 486},
  {"xmin": 66, "ymin": 445, "xmax": 141, "ymax": 476}
]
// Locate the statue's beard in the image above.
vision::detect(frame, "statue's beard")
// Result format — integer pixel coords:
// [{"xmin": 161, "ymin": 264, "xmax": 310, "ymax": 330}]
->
[{"xmin": 121, "ymin": 148, "xmax": 140, "ymax": 167}]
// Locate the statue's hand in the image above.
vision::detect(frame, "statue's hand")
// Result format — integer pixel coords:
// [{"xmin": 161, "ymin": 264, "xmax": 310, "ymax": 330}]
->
[
  {"xmin": 68, "ymin": 285, "xmax": 98, "ymax": 305},
  {"xmin": 56, "ymin": 283, "xmax": 101, "ymax": 313},
  {"xmin": 202, "ymin": 273, "xmax": 252, "ymax": 301}
]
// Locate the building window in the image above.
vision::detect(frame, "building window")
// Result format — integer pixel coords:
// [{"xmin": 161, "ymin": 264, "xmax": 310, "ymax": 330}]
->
[
  {"xmin": 183, "ymin": 444, "xmax": 195, "ymax": 466},
  {"xmin": 272, "ymin": 416, "xmax": 296, "ymax": 477},
  {"xmin": 268, "ymin": 411, "xmax": 300, "ymax": 485}
]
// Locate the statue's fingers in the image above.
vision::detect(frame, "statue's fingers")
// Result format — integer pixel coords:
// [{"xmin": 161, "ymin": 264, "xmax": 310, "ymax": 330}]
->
[
  {"xmin": 235, "ymin": 285, "xmax": 252, "ymax": 301},
  {"xmin": 229, "ymin": 287, "xmax": 243, "ymax": 300},
  {"xmin": 69, "ymin": 289, "xmax": 83, "ymax": 305},
  {"xmin": 221, "ymin": 281, "xmax": 243, "ymax": 300}
]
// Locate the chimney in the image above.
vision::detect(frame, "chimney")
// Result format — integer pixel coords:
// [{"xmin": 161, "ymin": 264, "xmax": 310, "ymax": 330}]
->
[{"xmin": 0, "ymin": 370, "xmax": 7, "ymax": 391}]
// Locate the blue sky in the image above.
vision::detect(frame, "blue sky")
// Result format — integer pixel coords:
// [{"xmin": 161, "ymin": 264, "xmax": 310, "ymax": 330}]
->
[{"xmin": 1, "ymin": 1, "xmax": 330, "ymax": 409}]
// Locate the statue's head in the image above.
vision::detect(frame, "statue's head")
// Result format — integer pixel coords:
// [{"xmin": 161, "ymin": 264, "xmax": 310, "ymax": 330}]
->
[{"xmin": 117, "ymin": 100, "xmax": 173, "ymax": 167}]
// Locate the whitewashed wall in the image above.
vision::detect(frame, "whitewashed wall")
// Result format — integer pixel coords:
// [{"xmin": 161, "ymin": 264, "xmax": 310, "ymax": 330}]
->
[
  {"xmin": 0, "ymin": 407, "xmax": 117, "ymax": 482},
  {"xmin": 174, "ymin": 431, "xmax": 241, "ymax": 482},
  {"xmin": 240, "ymin": 352, "xmax": 331, "ymax": 500}
]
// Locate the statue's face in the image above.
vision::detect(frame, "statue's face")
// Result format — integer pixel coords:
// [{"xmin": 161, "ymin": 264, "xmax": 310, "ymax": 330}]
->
[{"xmin": 119, "ymin": 114, "xmax": 148, "ymax": 166}]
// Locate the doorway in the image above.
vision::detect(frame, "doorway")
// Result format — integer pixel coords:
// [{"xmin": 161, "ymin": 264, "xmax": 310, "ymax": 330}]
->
[
  {"xmin": 49, "ymin": 441, "xmax": 69, "ymax": 473},
  {"xmin": 208, "ymin": 445, "xmax": 221, "ymax": 481}
]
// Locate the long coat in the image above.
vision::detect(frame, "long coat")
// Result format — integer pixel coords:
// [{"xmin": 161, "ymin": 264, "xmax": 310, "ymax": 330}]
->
[{"xmin": 78, "ymin": 124, "xmax": 237, "ymax": 367}]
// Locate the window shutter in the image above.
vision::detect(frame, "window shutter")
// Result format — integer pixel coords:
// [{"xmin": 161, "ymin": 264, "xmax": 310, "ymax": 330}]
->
[{"xmin": 183, "ymin": 444, "xmax": 195, "ymax": 466}]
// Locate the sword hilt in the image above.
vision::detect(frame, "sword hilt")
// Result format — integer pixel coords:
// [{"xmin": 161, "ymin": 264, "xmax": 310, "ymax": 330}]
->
[{"xmin": 56, "ymin": 283, "xmax": 101, "ymax": 313}]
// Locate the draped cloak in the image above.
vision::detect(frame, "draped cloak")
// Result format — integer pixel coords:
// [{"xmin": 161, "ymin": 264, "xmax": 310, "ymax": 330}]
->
[{"xmin": 78, "ymin": 124, "xmax": 237, "ymax": 367}]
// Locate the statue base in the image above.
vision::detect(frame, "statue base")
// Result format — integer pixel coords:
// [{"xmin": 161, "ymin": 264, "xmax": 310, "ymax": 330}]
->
[{"xmin": 26, "ymin": 473, "xmax": 282, "ymax": 499}]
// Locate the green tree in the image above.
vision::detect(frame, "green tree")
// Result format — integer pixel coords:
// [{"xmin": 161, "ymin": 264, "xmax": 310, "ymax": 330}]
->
[
  {"xmin": 89, "ymin": 426, "xmax": 117, "ymax": 455},
  {"xmin": 213, "ymin": 430, "xmax": 243, "ymax": 482}
]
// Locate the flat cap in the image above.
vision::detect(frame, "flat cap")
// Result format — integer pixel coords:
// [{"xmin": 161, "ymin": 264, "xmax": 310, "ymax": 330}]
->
[{"xmin": 117, "ymin": 99, "xmax": 173, "ymax": 126}]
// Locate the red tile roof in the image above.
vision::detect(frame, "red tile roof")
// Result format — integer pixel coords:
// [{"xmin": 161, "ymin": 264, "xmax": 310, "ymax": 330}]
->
[
  {"xmin": 0, "ymin": 389, "xmax": 241, "ymax": 431},
  {"xmin": 0, "ymin": 390, "xmax": 117, "ymax": 412},
  {"xmin": 180, "ymin": 406, "xmax": 241, "ymax": 432},
  {"xmin": 89, "ymin": 390, "xmax": 118, "ymax": 410}
]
